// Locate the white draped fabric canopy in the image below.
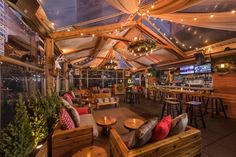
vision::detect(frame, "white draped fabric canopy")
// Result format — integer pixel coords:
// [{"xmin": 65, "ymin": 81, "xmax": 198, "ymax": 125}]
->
[{"xmin": 106, "ymin": 0, "xmax": 236, "ymax": 31}]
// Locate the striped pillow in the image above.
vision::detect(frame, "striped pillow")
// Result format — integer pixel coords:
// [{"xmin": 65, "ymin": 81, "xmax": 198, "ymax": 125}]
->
[
  {"xmin": 60, "ymin": 108, "xmax": 75, "ymax": 130},
  {"xmin": 65, "ymin": 105, "xmax": 80, "ymax": 127}
]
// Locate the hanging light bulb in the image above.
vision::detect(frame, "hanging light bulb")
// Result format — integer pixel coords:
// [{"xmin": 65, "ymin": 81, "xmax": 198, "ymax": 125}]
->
[
  {"xmin": 138, "ymin": 48, "xmax": 140, "ymax": 51},
  {"xmin": 145, "ymin": 47, "xmax": 148, "ymax": 51}
]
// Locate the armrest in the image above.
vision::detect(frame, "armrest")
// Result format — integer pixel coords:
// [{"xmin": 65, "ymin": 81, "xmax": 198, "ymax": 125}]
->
[
  {"xmin": 52, "ymin": 125, "xmax": 93, "ymax": 157},
  {"xmin": 110, "ymin": 128, "xmax": 129, "ymax": 157}
]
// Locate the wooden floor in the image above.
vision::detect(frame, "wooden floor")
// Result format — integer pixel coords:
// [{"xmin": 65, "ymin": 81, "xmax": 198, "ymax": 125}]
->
[{"xmin": 92, "ymin": 95, "xmax": 236, "ymax": 157}]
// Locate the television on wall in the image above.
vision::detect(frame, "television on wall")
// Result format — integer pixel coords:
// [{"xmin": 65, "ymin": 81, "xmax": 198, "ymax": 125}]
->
[
  {"xmin": 194, "ymin": 63, "xmax": 212, "ymax": 73},
  {"xmin": 180, "ymin": 65, "xmax": 195, "ymax": 74}
]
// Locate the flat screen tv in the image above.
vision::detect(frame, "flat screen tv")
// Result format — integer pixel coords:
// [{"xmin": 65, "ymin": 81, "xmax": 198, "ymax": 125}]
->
[
  {"xmin": 180, "ymin": 65, "xmax": 195, "ymax": 74},
  {"xmin": 194, "ymin": 63, "xmax": 212, "ymax": 73}
]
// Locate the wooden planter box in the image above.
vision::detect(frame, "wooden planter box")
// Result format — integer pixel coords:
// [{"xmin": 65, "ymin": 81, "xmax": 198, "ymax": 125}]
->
[{"xmin": 110, "ymin": 126, "xmax": 201, "ymax": 157}]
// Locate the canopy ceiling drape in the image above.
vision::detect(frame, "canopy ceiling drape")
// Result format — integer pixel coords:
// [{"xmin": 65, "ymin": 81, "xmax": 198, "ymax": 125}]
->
[
  {"xmin": 106, "ymin": 0, "xmax": 236, "ymax": 31},
  {"xmin": 156, "ymin": 12, "xmax": 236, "ymax": 32}
]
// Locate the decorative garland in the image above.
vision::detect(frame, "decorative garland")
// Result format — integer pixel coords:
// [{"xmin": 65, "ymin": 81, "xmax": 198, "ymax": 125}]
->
[{"xmin": 128, "ymin": 39, "xmax": 156, "ymax": 56}]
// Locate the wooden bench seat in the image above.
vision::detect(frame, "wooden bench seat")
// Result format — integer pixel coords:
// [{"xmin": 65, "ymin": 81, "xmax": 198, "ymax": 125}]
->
[{"xmin": 110, "ymin": 126, "xmax": 201, "ymax": 157}]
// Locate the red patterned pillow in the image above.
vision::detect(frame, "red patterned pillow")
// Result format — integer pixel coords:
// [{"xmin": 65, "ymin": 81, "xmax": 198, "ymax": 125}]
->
[
  {"xmin": 60, "ymin": 108, "xmax": 75, "ymax": 130},
  {"xmin": 151, "ymin": 115, "xmax": 172, "ymax": 142},
  {"xmin": 76, "ymin": 107, "xmax": 89, "ymax": 115},
  {"xmin": 63, "ymin": 94, "xmax": 73, "ymax": 105}
]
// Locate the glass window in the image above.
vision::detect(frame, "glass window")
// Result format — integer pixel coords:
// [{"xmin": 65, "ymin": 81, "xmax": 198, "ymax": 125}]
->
[
  {"xmin": 88, "ymin": 79, "xmax": 102, "ymax": 88},
  {"xmin": 117, "ymin": 71, "xmax": 123, "ymax": 78},
  {"xmin": 88, "ymin": 70, "xmax": 102, "ymax": 78},
  {"xmin": 104, "ymin": 79, "xmax": 116, "ymax": 88},
  {"xmin": 103, "ymin": 71, "xmax": 116, "ymax": 79}
]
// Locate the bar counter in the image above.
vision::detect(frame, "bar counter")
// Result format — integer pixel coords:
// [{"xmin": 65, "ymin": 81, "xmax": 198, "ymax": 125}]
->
[{"xmin": 155, "ymin": 85, "xmax": 213, "ymax": 91}]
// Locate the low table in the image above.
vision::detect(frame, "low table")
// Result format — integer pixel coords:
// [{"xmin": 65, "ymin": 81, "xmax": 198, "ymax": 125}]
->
[
  {"xmin": 124, "ymin": 118, "xmax": 144, "ymax": 130},
  {"xmin": 72, "ymin": 146, "xmax": 107, "ymax": 157},
  {"xmin": 96, "ymin": 116, "xmax": 117, "ymax": 136}
]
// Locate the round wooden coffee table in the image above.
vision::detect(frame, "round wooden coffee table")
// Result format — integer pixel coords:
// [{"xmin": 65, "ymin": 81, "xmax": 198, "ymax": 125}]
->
[
  {"xmin": 96, "ymin": 116, "xmax": 117, "ymax": 136},
  {"xmin": 124, "ymin": 118, "xmax": 144, "ymax": 130},
  {"xmin": 72, "ymin": 146, "xmax": 107, "ymax": 157}
]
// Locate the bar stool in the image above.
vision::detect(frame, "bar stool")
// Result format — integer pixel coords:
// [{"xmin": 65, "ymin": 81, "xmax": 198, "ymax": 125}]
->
[
  {"xmin": 161, "ymin": 100, "xmax": 180, "ymax": 118},
  {"xmin": 186, "ymin": 101, "xmax": 206, "ymax": 128},
  {"xmin": 204, "ymin": 95, "xmax": 227, "ymax": 119}
]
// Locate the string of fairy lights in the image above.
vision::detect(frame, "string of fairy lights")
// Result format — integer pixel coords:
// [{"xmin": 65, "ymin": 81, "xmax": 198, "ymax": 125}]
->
[{"xmin": 50, "ymin": 3, "xmax": 236, "ymax": 63}]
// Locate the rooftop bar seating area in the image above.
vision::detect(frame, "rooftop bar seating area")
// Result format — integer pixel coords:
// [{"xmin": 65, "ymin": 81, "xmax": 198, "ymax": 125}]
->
[{"xmin": 1, "ymin": 0, "xmax": 236, "ymax": 157}]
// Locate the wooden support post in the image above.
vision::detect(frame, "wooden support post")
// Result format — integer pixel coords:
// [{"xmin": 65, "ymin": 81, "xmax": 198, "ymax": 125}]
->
[
  {"xmin": 44, "ymin": 38, "xmax": 55, "ymax": 95},
  {"xmin": 63, "ymin": 62, "xmax": 69, "ymax": 92}
]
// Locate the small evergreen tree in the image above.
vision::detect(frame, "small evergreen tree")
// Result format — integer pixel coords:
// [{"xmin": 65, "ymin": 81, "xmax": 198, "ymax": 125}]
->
[{"xmin": 0, "ymin": 95, "xmax": 34, "ymax": 157}]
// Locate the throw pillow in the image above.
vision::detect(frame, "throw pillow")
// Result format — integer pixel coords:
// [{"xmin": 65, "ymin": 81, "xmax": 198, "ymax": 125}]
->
[
  {"xmin": 65, "ymin": 105, "xmax": 80, "ymax": 127},
  {"xmin": 60, "ymin": 108, "xmax": 75, "ymax": 130},
  {"xmin": 110, "ymin": 97, "xmax": 115, "ymax": 102},
  {"xmin": 97, "ymin": 98, "xmax": 103, "ymax": 103},
  {"xmin": 63, "ymin": 94, "xmax": 73, "ymax": 105},
  {"xmin": 76, "ymin": 107, "xmax": 89, "ymax": 115},
  {"xmin": 104, "ymin": 98, "xmax": 109, "ymax": 103},
  {"xmin": 128, "ymin": 117, "xmax": 158, "ymax": 148},
  {"xmin": 151, "ymin": 115, "xmax": 172, "ymax": 142},
  {"xmin": 71, "ymin": 91, "xmax": 76, "ymax": 98},
  {"xmin": 169, "ymin": 113, "xmax": 188, "ymax": 136},
  {"xmin": 60, "ymin": 97, "xmax": 71, "ymax": 107}
]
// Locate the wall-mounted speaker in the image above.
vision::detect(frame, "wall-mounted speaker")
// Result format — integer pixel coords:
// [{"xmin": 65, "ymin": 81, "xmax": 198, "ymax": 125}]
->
[{"xmin": 9, "ymin": 0, "xmax": 40, "ymax": 19}]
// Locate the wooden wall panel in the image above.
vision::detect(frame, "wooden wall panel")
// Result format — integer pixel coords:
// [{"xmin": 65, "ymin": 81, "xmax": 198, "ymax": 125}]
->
[{"xmin": 212, "ymin": 73, "xmax": 236, "ymax": 118}]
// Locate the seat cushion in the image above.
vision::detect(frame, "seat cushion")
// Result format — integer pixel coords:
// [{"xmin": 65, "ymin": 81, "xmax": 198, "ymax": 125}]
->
[
  {"xmin": 151, "ymin": 115, "xmax": 172, "ymax": 142},
  {"xmin": 60, "ymin": 108, "xmax": 75, "ymax": 130},
  {"xmin": 169, "ymin": 113, "xmax": 188, "ymax": 136},
  {"xmin": 80, "ymin": 114, "xmax": 98, "ymax": 137}
]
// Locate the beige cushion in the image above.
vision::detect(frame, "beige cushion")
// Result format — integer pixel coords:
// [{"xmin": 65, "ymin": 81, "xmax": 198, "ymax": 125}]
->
[{"xmin": 80, "ymin": 114, "xmax": 98, "ymax": 137}]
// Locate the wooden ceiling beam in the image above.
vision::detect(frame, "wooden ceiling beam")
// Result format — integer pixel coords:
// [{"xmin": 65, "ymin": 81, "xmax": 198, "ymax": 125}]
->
[
  {"xmin": 63, "ymin": 47, "xmax": 94, "ymax": 55},
  {"xmin": 133, "ymin": 60, "xmax": 149, "ymax": 67},
  {"xmin": 50, "ymin": 21, "xmax": 137, "ymax": 41},
  {"xmin": 102, "ymin": 35, "xmax": 131, "ymax": 42}
]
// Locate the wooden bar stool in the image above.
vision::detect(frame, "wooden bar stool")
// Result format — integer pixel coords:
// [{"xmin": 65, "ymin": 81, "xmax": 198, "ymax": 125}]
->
[
  {"xmin": 186, "ymin": 101, "xmax": 206, "ymax": 128},
  {"xmin": 204, "ymin": 95, "xmax": 227, "ymax": 119},
  {"xmin": 161, "ymin": 100, "xmax": 180, "ymax": 118}
]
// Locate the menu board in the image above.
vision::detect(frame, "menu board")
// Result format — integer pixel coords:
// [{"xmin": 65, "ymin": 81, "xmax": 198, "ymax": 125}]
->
[
  {"xmin": 194, "ymin": 63, "xmax": 212, "ymax": 73},
  {"xmin": 180, "ymin": 65, "xmax": 194, "ymax": 74},
  {"xmin": 0, "ymin": 0, "xmax": 5, "ymax": 56}
]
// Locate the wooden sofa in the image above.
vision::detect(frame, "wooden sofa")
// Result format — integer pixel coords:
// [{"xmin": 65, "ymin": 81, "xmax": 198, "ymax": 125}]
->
[
  {"xmin": 110, "ymin": 126, "xmax": 201, "ymax": 157},
  {"xmin": 91, "ymin": 92, "xmax": 112, "ymax": 103},
  {"xmin": 52, "ymin": 124, "xmax": 93, "ymax": 157}
]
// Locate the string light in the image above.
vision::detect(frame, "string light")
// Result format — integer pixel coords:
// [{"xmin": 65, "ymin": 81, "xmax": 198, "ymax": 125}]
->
[
  {"xmin": 187, "ymin": 27, "xmax": 191, "ymax": 31},
  {"xmin": 151, "ymin": 5, "xmax": 154, "ymax": 9},
  {"xmin": 182, "ymin": 44, "xmax": 185, "ymax": 47},
  {"xmin": 146, "ymin": 10, "xmax": 150, "ymax": 13},
  {"xmin": 210, "ymin": 15, "xmax": 214, "ymax": 18},
  {"xmin": 80, "ymin": 33, "xmax": 84, "ymax": 36},
  {"xmin": 67, "ymin": 29, "xmax": 70, "ymax": 32},
  {"xmin": 180, "ymin": 19, "xmax": 184, "ymax": 22},
  {"xmin": 92, "ymin": 34, "xmax": 95, "ymax": 37},
  {"xmin": 51, "ymin": 22, "xmax": 55, "ymax": 26},
  {"xmin": 193, "ymin": 17, "xmax": 197, "ymax": 21},
  {"xmin": 189, "ymin": 46, "xmax": 192, "ymax": 49},
  {"xmin": 231, "ymin": 10, "xmax": 235, "ymax": 14},
  {"xmin": 134, "ymin": 37, "xmax": 138, "ymax": 41},
  {"xmin": 193, "ymin": 31, "xmax": 197, "ymax": 35},
  {"xmin": 205, "ymin": 39, "xmax": 208, "ymax": 43}
]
